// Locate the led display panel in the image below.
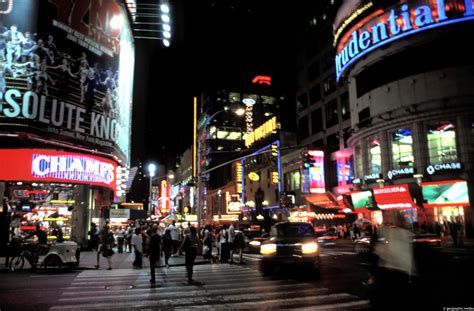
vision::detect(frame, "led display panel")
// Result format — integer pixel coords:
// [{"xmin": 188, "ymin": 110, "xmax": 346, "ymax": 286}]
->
[
  {"xmin": 421, "ymin": 180, "xmax": 470, "ymax": 208},
  {"xmin": 0, "ymin": 149, "xmax": 117, "ymax": 191},
  {"xmin": 350, "ymin": 190, "xmax": 375, "ymax": 209}
]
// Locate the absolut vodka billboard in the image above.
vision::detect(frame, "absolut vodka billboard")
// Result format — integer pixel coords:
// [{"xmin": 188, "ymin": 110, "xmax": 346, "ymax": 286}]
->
[{"xmin": 0, "ymin": 0, "xmax": 134, "ymax": 164}]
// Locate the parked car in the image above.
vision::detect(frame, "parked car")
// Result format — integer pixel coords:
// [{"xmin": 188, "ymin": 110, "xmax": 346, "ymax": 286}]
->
[{"xmin": 260, "ymin": 222, "xmax": 321, "ymax": 277}]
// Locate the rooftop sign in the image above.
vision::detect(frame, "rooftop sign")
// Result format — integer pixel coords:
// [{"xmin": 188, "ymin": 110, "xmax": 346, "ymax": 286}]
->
[{"xmin": 335, "ymin": 0, "xmax": 474, "ymax": 81}]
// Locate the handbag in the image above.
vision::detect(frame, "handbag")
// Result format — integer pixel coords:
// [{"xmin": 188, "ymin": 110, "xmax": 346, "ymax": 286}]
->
[{"xmin": 203, "ymin": 245, "xmax": 210, "ymax": 256}]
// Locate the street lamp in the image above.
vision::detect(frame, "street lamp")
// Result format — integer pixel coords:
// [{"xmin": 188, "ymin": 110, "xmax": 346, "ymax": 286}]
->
[
  {"xmin": 148, "ymin": 163, "xmax": 156, "ymax": 214},
  {"xmin": 195, "ymin": 106, "xmax": 243, "ymax": 231}
]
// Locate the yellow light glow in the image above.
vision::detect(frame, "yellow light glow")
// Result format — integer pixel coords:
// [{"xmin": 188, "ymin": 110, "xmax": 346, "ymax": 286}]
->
[
  {"xmin": 302, "ymin": 242, "xmax": 318, "ymax": 254},
  {"xmin": 260, "ymin": 243, "xmax": 277, "ymax": 255}
]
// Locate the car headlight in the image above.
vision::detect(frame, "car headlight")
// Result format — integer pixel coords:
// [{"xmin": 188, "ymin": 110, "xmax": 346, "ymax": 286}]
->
[
  {"xmin": 260, "ymin": 243, "xmax": 277, "ymax": 255},
  {"xmin": 302, "ymin": 242, "xmax": 318, "ymax": 254},
  {"xmin": 249, "ymin": 240, "xmax": 261, "ymax": 246}
]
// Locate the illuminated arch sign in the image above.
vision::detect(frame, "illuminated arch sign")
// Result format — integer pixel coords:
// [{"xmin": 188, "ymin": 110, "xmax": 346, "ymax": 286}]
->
[
  {"xmin": 335, "ymin": 0, "xmax": 474, "ymax": 81},
  {"xmin": 0, "ymin": 149, "xmax": 117, "ymax": 191}
]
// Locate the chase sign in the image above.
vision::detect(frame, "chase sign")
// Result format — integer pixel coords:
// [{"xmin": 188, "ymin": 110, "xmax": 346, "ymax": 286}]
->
[{"xmin": 335, "ymin": 0, "xmax": 474, "ymax": 81}]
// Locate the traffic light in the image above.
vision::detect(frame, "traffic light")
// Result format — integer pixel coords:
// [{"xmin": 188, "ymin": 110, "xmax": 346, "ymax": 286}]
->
[{"xmin": 302, "ymin": 151, "xmax": 315, "ymax": 168}]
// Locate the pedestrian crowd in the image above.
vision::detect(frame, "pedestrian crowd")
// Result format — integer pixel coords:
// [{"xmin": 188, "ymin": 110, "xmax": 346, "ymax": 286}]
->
[{"xmin": 87, "ymin": 221, "xmax": 248, "ymax": 285}]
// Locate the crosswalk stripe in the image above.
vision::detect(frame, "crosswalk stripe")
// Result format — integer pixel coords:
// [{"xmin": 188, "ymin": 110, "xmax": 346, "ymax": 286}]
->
[{"xmin": 50, "ymin": 264, "xmax": 369, "ymax": 310}]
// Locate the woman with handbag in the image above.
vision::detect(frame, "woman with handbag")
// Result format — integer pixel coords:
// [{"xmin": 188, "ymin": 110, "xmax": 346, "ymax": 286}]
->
[{"xmin": 95, "ymin": 225, "xmax": 114, "ymax": 270}]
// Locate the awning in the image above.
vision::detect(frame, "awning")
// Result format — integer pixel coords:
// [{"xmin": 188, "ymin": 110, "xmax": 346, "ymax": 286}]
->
[
  {"xmin": 373, "ymin": 184, "xmax": 417, "ymax": 210},
  {"xmin": 305, "ymin": 192, "xmax": 339, "ymax": 209}
]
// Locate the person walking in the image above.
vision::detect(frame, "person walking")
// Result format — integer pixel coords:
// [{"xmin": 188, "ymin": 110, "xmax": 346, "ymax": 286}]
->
[
  {"xmin": 162, "ymin": 229, "xmax": 173, "ymax": 268},
  {"xmin": 131, "ymin": 227, "xmax": 143, "ymax": 269},
  {"xmin": 228, "ymin": 222, "xmax": 236, "ymax": 263},
  {"xmin": 233, "ymin": 228, "xmax": 246, "ymax": 264},
  {"xmin": 149, "ymin": 225, "xmax": 161, "ymax": 284},
  {"xmin": 179, "ymin": 226, "xmax": 201, "ymax": 284},
  {"xmin": 96, "ymin": 225, "xmax": 114, "ymax": 270},
  {"xmin": 115, "ymin": 226, "xmax": 126, "ymax": 253},
  {"xmin": 168, "ymin": 221, "xmax": 180, "ymax": 256}
]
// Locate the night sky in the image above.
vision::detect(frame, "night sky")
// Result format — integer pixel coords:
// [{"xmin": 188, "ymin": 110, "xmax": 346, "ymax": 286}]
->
[{"xmin": 131, "ymin": 1, "xmax": 305, "ymax": 169}]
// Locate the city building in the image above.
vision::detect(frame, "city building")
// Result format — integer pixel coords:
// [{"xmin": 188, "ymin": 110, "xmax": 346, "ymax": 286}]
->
[{"xmin": 333, "ymin": 0, "xmax": 474, "ymax": 236}]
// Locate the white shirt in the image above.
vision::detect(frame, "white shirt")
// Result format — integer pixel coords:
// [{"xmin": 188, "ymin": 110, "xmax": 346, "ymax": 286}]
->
[
  {"xmin": 131, "ymin": 233, "xmax": 143, "ymax": 253},
  {"xmin": 168, "ymin": 224, "xmax": 179, "ymax": 241},
  {"xmin": 228, "ymin": 225, "xmax": 235, "ymax": 243}
]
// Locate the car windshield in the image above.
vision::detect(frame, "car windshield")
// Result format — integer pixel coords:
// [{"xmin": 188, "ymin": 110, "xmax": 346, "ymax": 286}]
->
[{"xmin": 271, "ymin": 223, "xmax": 315, "ymax": 237}]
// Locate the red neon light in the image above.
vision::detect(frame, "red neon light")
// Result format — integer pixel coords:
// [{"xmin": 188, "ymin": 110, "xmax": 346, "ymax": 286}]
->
[
  {"xmin": 252, "ymin": 75, "xmax": 272, "ymax": 86},
  {"xmin": 0, "ymin": 149, "xmax": 117, "ymax": 191}
]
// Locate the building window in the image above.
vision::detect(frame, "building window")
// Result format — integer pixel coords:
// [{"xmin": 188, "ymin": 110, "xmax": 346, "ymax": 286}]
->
[
  {"xmin": 391, "ymin": 128, "xmax": 414, "ymax": 168},
  {"xmin": 308, "ymin": 61, "xmax": 320, "ymax": 82},
  {"xmin": 311, "ymin": 108, "xmax": 322, "ymax": 134},
  {"xmin": 309, "ymin": 84, "xmax": 321, "ymax": 104},
  {"xmin": 297, "ymin": 94, "xmax": 308, "ymax": 111},
  {"xmin": 427, "ymin": 121, "xmax": 457, "ymax": 164},
  {"xmin": 325, "ymin": 99, "xmax": 338, "ymax": 128},
  {"xmin": 341, "ymin": 93, "xmax": 350, "ymax": 121},
  {"xmin": 284, "ymin": 170, "xmax": 301, "ymax": 192},
  {"xmin": 298, "ymin": 116, "xmax": 309, "ymax": 139},
  {"xmin": 327, "ymin": 133, "xmax": 339, "ymax": 153},
  {"xmin": 368, "ymin": 136, "xmax": 381, "ymax": 174},
  {"xmin": 323, "ymin": 75, "xmax": 336, "ymax": 96}
]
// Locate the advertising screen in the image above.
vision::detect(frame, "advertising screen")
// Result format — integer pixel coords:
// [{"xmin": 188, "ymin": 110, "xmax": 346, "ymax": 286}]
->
[
  {"xmin": 308, "ymin": 150, "xmax": 325, "ymax": 193},
  {"xmin": 0, "ymin": 0, "xmax": 134, "ymax": 164},
  {"xmin": 350, "ymin": 190, "xmax": 374, "ymax": 209},
  {"xmin": 0, "ymin": 149, "xmax": 117, "ymax": 191},
  {"xmin": 422, "ymin": 180, "xmax": 470, "ymax": 208},
  {"xmin": 373, "ymin": 184, "xmax": 417, "ymax": 209}
]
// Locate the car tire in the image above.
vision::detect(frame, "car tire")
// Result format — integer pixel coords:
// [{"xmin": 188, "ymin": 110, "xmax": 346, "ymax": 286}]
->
[{"xmin": 44, "ymin": 254, "xmax": 62, "ymax": 270}]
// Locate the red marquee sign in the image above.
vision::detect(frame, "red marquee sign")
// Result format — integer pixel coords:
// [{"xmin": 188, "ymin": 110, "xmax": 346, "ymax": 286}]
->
[
  {"xmin": 373, "ymin": 184, "xmax": 416, "ymax": 209},
  {"xmin": 0, "ymin": 149, "xmax": 117, "ymax": 191}
]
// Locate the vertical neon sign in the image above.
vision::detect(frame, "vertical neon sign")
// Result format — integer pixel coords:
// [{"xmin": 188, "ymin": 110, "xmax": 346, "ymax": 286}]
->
[{"xmin": 308, "ymin": 150, "xmax": 325, "ymax": 193}]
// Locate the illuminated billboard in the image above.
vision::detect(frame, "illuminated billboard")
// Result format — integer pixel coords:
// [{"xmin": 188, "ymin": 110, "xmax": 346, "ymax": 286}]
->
[
  {"xmin": 373, "ymin": 184, "xmax": 417, "ymax": 209},
  {"xmin": 0, "ymin": 149, "xmax": 117, "ymax": 191},
  {"xmin": 350, "ymin": 191, "xmax": 375, "ymax": 209},
  {"xmin": 0, "ymin": 0, "xmax": 134, "ymax": 164},
  {"xmin": 308, "ymin": 150, "xmax": 325, "ymax": 193},
  {"xmin": 421, "ymin": 180, "xmax": 470, "ymax": 208},
  {"xmin": 334, "ymin": 0, "xmax": 474, "ymax": 81}
]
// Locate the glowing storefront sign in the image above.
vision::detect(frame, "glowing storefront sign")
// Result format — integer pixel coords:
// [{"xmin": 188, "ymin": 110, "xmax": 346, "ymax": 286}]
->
[
  {"xmin": 0, "ymin": 149, "xmax": 117, "ymax": 191},
  {"xmin": 373, "ymin": 184, "xmax": 417, "ymax": 209},
  {"xmin": 248, "ymin": 172, "xmax": 260, "ymax": 181},
  {"xmin": 236, "ymin": 162, "xmax": 243, "ymax": 194},
  {"xmin": 308, "ymin": 150, "xmax": 325, "ymax": 193},
  {"xmin": 245, "ymin": 117, "xmax": 277, "ymax": 147},
  {"xmin": 421, "ymin": 180, "xmax": 470, "ymax": 208},
  {"xmin": 252, "ymin": 75, "xmax": 272, "ymax": 86},
  {"xmin": 335, "ymin": 0, "xmax": 474, "ymax": 81}
]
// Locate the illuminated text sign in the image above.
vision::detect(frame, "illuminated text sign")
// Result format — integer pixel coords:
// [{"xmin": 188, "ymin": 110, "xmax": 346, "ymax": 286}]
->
[
  {"xmin": 236, "ymin": 162, "xmax": 243, "ymax": 194},
  {"xmin": 373, "ymin": 184, "xmax": 417, "ymax": 209},
  {"xmin": 308, "ymin": 150, "xmax": 325, "ymax": 193},
  {"xmin": 0, "ymin": 149, "xmax": 117, "ymax": 191},
  {"xmin": 245, "ymin": 116, "xmax": 277, "ymax": 147},
  {"xmin": 335, "ymin": 0, "xmax": 474, "ymax": 81}
]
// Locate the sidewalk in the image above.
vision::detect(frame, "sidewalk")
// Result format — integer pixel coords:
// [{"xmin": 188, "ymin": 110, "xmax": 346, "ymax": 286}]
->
[
  {"xmin": 439, "ymin": 236, "xmax": 474, "ymax": 254},
  {"xmin": 80, "ymin": 249, "xmax": 210, "ymax": 270}
]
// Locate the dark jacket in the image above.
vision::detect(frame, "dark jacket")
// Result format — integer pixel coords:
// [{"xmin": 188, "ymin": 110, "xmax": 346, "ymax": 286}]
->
[{"xmin": 149, "ymin": 232, "xmax": 161, "ymax": 258}]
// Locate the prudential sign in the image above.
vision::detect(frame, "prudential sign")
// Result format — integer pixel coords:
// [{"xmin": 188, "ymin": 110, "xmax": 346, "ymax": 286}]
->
[{"xmin": 335, "ymin": 0, "xmax": 474, "ymax": 81}]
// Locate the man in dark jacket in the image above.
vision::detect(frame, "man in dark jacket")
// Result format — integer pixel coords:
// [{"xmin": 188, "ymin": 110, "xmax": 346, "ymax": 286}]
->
[{"xmin": 149, "ymin": 224, "xmax": 161, "ymax": 284}]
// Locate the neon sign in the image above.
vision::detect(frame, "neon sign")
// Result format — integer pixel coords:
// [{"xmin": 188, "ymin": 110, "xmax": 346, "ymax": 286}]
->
[
  {"xmin": 236, "ymin": 162, "xmax": 243, "ymax": 194},
  {"xmin": 308, "ymin": 150, "xmax": 325, "ymax": 193},
  {"xmin": 335, "ymin": 0, "xmax": 474, "ymax": 81},
  {"xmin": 0, "ymin": 149, "xmax": 117, "ymax": 191},
  {"xmin": 245, "ymin": 116, "xmax": 277, "ymax": 147}
]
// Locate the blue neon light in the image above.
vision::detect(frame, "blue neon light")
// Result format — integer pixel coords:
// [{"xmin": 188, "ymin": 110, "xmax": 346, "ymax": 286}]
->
[{"xmin": 335, "ymin": 1, "xmax": 474, "ymax": 81}]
